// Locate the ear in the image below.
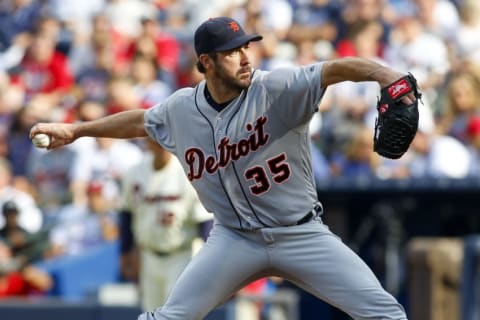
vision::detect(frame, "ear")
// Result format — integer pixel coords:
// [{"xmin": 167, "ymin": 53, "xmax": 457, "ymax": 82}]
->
[{"xmin": 199, "ymin": 54, "xmax": 211, "ymax": 70}]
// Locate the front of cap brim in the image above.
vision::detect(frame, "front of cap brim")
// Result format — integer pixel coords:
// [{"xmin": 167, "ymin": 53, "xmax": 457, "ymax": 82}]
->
[{"xmin": 214, "ymin": 34, "xmax": 263, "ymax": 52}]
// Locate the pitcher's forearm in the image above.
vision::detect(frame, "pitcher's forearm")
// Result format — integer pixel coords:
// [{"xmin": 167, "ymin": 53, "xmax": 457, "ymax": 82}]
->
[
  {"xmin": 321, "ymin": 57, "xmax": 403, "ymax": 88},
  {"xmin": 30, "ymin": 109, "xmax": 149, "ymax": 149},
  {"xmin": 73, "ymin": 109, "xmax": 148, "ymax": 139}
]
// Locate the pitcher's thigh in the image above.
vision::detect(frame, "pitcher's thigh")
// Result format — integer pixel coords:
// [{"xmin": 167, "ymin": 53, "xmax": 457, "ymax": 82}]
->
[{"xmin": 274, "ymin": 224, "xmax": 407, "ymax": 320}]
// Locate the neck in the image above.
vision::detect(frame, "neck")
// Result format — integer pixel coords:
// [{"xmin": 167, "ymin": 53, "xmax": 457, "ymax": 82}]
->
[{"xmin": 205, "ymin": 79, "xmax": 242, "ymax": 104}]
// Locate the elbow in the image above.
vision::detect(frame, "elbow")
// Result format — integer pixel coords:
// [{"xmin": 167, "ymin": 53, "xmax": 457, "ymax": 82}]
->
[
  {"xmin": 320, "ymin": 60, "xmax": 338, "ymax": 88},
  {"xmin": 132, "ymin": 110, "xmax": 148, "ymax": 137},
  {"xmin": 133, "ymin": 124, "xmax": 148, "ymax": 137}
]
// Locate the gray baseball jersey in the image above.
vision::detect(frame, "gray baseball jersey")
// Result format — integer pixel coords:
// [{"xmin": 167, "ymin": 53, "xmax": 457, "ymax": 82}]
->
[{"xmin": 145, "ymin": 64, "xmax": 323, "ymax": 230}]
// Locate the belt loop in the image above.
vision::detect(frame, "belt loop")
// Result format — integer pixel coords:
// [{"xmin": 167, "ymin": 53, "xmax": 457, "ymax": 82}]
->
[{"xmin": 314, "ymin": 202, "xmax": 323, "ymax": 217}]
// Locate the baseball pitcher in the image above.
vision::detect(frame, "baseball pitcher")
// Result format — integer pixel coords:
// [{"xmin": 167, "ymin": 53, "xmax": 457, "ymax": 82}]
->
[{"xmin": 30, "ymin": 17, "xmax": 419, "ymax": 320}]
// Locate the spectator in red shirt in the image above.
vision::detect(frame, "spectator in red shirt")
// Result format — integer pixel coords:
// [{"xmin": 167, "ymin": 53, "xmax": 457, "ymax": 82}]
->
[
  {"xmin": 0, "ymin": 201, "xmax": 52, "ymax": 298},
  {"xmin": 126, "ymin": 16, "xmax": 181, "ymax": 88},
  {"xmin": 335, "ymin": 20, "xmax": 386, "ymax": 59},
  {"xmin": 0, "ymin": 243, "xmax": 52, "ymax": 298},
  {"xmin": 10, "ymin": 30, "xmax": 73, "ymax": 104}
]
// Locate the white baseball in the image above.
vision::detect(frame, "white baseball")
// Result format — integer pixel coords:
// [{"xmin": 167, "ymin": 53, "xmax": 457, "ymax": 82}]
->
[{"xmin": 32, "ymin": 133, "xmax": 51, "ymax": 148}]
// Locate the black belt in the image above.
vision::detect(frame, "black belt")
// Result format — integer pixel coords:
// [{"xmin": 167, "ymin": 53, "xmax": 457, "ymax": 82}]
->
[
  {"xmin": 150, "ymin": 249, "xmax": 172, "ymax": 257},
  {"xmin": 147, "ymin": 244, "xmax": 191, "ymax": 257},
  {"xmin": 294, "ymin": 203, "xmax": 323, "ymax": 226}
]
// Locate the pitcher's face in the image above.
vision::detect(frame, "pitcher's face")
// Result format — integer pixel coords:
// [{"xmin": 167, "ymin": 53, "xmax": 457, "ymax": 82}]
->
[{"xmin": 212, "ymin": 44, "xmax": 254, "ymax": 91}]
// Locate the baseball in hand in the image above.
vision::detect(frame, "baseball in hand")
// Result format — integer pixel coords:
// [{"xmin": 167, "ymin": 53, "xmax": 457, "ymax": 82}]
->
[{"xmin": 32, "ymin": 133, "xmax": 51, "ymax": 148}]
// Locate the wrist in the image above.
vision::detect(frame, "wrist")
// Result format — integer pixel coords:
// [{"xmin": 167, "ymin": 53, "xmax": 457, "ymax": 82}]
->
[
  {"xmin": 371, "ymin": 68, "xmax": 406, "ymax": 88},
  {"xmin": 71, "ymin": 122, "xmax": 85, "ymax": 140}
]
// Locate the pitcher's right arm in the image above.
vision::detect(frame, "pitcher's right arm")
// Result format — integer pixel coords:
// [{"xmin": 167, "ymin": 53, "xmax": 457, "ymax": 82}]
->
[{"xmin": 30, "ymin": 109, "xmax": 148, "ymax": 149}]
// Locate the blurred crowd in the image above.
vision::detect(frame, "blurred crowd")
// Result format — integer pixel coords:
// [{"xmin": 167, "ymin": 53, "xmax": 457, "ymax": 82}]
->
[{"xmin": 0, "ymin": 0, "xmax": 479, "ymax": 300}]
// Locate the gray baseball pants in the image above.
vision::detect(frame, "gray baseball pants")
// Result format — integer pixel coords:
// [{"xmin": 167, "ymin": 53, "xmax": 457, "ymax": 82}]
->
[{"xmin": 138, "ymin": 219, "xmax": 407, "ymax": 320}]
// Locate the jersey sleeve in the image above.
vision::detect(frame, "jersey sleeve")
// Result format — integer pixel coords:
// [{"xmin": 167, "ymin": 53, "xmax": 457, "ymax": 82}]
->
[
  {"xmin": 144, "ymin": 101, "xmax": 176, "ymax": 153},
  {"xmin": 260, "ymin": 63, "xmax": 326, "ymax": 128}
]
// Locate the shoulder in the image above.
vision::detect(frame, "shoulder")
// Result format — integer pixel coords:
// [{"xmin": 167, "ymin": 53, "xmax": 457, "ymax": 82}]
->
[
  {"xmin": 251, "ymin": 67, "xmax": 297, "ymax": 82},
  {"xmin": 166, "ymin": 86, "xmax": 197, "ymax": 105},
  {"xmin": 252, "ymin": 64, "xmax": 323, "ymax": 82},
  {"xmin": 251, "ymin": 63, "xmax": 324, "ymax": 92},
  {"xmin": 148, "ymin": 86, "xmax": 198, "ymax": 113}
]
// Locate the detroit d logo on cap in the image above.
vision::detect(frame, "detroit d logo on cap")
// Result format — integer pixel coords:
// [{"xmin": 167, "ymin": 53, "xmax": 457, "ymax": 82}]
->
[{"xmin": 228, "ymin": 21, "xmax": 240, "ymax": 32}]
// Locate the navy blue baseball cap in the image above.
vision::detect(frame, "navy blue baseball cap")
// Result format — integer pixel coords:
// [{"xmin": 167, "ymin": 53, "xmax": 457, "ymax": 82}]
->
[{"xmin": 194, "ymin": 17, "xmax": 263, "ymax": 56}]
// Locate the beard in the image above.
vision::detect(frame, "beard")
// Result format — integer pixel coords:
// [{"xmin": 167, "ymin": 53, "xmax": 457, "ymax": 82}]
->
[{"xmin": 213, "ymin": 61, "xmax": 251, "ymax": 92}]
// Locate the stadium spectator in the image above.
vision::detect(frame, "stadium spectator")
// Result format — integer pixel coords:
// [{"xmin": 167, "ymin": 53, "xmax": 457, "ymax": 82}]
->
[
  {"xmin": 106, "ymin": 76, "xmax": 142, "ymax": 114},
  {"xmin": 0, "ymin": 200, "xmax": 52, "ymax": 298},
  {"xmin": 227, "ymin": 0, "xmax": 293, "ymax": 43},
  {"xmin": 340, "ymin": 0, "xmax": 391, "ymax": 45},
  {"xmin": 9, "ymin": 29, "xmax": 74, "ymax": 104},
  {"xmin": 0, "ymin": 201, "xmax": 49, "ymax": 264},
  {"xmin": 81, "ymin": 12, "xmax": 132, "ymax": 76},
  {"xmin": 0, "ymin": 158, "xmax": 42, "ymax": 233},
  {"xmin": 436, "ymin": 69, "xmax": 480, "ymax": 144},
  {"xmin": 0, "ymin": 240, "xmax": 52, "ymax": 298},
  {"xmin": 7, "ymin": 97, "xmax": 43, "ymax": 177},
  {"xmin": 69, "ymin": 35, "xmax": 115, "ymax": 105},
  {"xmin": 413, "ymin": 0, "xmax": 460, "ymax": 40},
  {"xmin": 126, "ymin": 14, "xmax": 181, "ymax": 85},
  {"xmin": 104, "ymin": 0, "xmax": 157, "ymax": 40},
  {"xmin": 74, "ymin": 100, "xmax": 108, "ymax": 123},
  {"xmin": 130, "ymin": 55, "xmax": 172, "ymax": 109},
  {"xmin": 0, "ymin": 32, "xmax": 31, "ymax": 73},
  {"xmin": 335, "ymin": 20, "xmax": 386, "ymax": 59},
  {"xmin": 47, "ymin": 181, "xmax": 118, "ymax": 257},
  {"xmin": 408, "ymin": 118, "xmax": 471, "ymax": 179},
  {"xmin": 450, "ymin": 0, "xmax": 480, "ymax": 70},
  {"xmin": 7, "ymin": 95, "xmax": 53, "ymax": 177},
  {"xmin": 382, "ymin": 0, "xmax": 418, "ymax": 25},
  {"xmin": 330, "ymin": 125, "xmax": 380, "ymax": 180},
  {"xmin": 287, "ymin": 0, "xmax": 342, "ymax": 45},
  {"xmin": 42, "ymin": 0, "xmax": 105, "ymax": 40},
  {"xmin": 0, "ymin": 0, "xmax": 42, "ymax": 50}
]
